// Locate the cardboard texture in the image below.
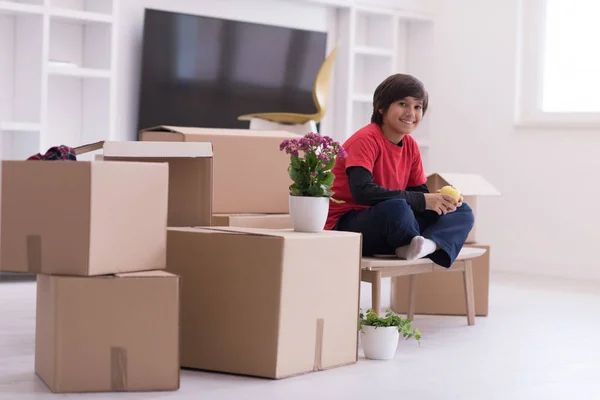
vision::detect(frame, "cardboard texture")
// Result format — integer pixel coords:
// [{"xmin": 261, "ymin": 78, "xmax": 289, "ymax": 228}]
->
[
  {"xmin": 35, "ymin": 271, "xmax": 180, "ymax": 393},
  {"xmin": 211, "ymin": 214, "xmax": 292, "ymax": 229},
  {"xmin": 97, "ymin": 141, "xmax": 214, "ymax": 227},
  {"xmin": 0, "ymin": 161, "xmax": 168, "ymax": 276},
  {"xmin": 426, "ymin": 173, "xmax": 500, "ymax": 243},
  {"xmin": 166, "ymin": 226, "xmax": 362, "ymax": 379},
  {"xmin": 391, "ymin": 244, "xmax": 491, "ymax": 316},
  {"xmin": 139, "ymin": 126, "xmax": 300, "ymax": 214}
]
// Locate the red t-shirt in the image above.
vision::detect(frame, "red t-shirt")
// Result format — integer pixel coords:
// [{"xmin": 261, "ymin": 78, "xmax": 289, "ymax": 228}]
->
[{"xmin": 325, "ymin": 123, "xmax": 427, "ymax": 230}]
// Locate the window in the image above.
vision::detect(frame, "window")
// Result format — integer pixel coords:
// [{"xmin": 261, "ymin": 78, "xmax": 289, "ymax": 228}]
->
[{"xmin": 516, "ymin": 0, "xmax": 600, "ymax": 127}]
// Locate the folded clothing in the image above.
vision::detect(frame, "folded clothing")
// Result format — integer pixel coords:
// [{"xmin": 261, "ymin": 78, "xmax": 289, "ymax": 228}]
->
[{"xmin": 28, "ymin": 145, "xmax": 77, "ymax": 161}]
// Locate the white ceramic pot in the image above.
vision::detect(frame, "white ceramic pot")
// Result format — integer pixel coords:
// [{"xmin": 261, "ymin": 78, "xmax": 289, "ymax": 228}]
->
[
  {"xmin": 360, "ymin": 325, "xmax": 400, "ymax": 360},
  {"xmin": 289, "ymin": 195, "xmax": 330, "ymax": 232}
]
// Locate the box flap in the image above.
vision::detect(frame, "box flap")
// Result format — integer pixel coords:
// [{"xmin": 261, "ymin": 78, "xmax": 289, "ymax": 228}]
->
[
  {"xmin": 114, "ymin": 270, "xmax": 177, "ymax": 279},
  {"xmin": 427, "ymin": 173, "xmax": 501, "ymax": 196},
  {"xmin": 140, "ymin": 125, "xmax": 301, "ymax": 139},
  {"xmin": 167, "ymin": 226, "xmax": 273, "ymax": 236},
  {"xmin": 203, "ymin": 226, "xmax": 360, "ymax": 239},
  {"xmin": 213, "ymin": 213, "xmax": 286, "ymax": 218},
  {"xmin": 103, "ymin": 141, "xmax": 213, "ymax": 158},
  {"xmin": 74, "ymin": 140, "xmax": 105, "ymax": 155},
  {"xmin": 167, "ymin": 226, "xmax": 357, "ymax": 239}
]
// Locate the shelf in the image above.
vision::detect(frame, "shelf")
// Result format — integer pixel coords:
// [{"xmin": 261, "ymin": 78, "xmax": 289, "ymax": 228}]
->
[
  {"xmin": 47, "ymin": 75, "xmax": 110, "ymax": 148},
  {"xmin": 48, "ymin": 65, "xmax": 111, "ymax": 79},
  {"xmin": 395, "ymin": 9, "xmax": 435, "ymax": 23},
  {"xmin": 0, "ymin": 9, "xmax": 43, "ymax": 133},
  {"xmin": 49, "ymin": 8, "xmax": 113, "ymax": 24},
  {"xmin": 354, "ymin": 46, "xmax": 394, "ymax": 57},
  {"xmin": 0, "ymin": 121, "xmax": 41, "ymax": 132},
  {"xmin": 49, "ymin": 17, "xmax": 112, "ymax": 71},
  {"xmin": 353, "ymin": 54, "xmax": 392, "ymax": 94},
  {"xmin": 354, "ymin": 4, "xmax": 394, "ymax": 16},
  {"xmin": 350, "ymin": 100, "xmax": 372, "ymax": 136},
  {"xmin": 354, "ymin": 7, "xmax": 394, "ymax": 49},
  {"xmin": 352, "ymin": 93, "xmax": 373, "ymax": 103},
  {"xmin": 50, "ymin": 0, "xmax": 113, "ymax": 15},
  {"xmin": 0, "ymin": 1, "xmax": 43, "ymax": 15}
]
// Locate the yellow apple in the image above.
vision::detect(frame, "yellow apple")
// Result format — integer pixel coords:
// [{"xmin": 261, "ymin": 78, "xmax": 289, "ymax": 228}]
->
[{"xmin": 439, "ymin": 185, "xmax": 461, "ymax": 201}]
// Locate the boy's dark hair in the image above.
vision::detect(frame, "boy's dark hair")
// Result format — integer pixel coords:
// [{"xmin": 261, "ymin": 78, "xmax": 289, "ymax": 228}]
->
[{"xmin": 370, "ymin": 74, "xmax": 429, "ymax": 125}]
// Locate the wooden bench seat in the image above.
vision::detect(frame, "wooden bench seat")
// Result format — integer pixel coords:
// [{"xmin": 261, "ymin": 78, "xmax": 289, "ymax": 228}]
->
[{"xmin": 361, "ymin": 247, "xmax": 487, "ymax": 325}]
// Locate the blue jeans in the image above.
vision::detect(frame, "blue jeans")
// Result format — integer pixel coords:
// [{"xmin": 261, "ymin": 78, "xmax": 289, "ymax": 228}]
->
[{"xmin": 334, "ymin": 199, "xmax": 475, "ymax": 268}]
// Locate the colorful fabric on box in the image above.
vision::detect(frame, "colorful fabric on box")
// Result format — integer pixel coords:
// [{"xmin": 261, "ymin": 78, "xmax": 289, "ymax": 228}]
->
[{"xmin": 27, "ymin": 145, "xmax": 77, "ymax": 161}]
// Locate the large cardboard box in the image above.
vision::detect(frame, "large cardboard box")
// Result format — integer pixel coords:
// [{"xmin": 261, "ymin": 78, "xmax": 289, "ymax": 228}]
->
[
  {"xmin": 212, "ymin": 213, "xmax": 292, "ymax": 229},
  {"xmin": 139, "ymin": 126, "xmax": 300, "ymax": 214},
  {"xmin": 0, "ymin": 161, "xmax": 168, "ymax": 276},
  {"xmin": 97, "ymin": 141, "xmax": 213, "ymax": 227},
  {"xmin": 426, "ymin": 173, "xmax": 500, "ymax": 243},
  {"xmin": 167, "ymin": 226, "xmax": 362, "ymax": 379},
  {"xmin": 391, "ymin": 244, "xmax": 490, "ymax": 316},
  {"xmin": 35, "ymin": 271, "xmax": 180, "ymax": 393}
]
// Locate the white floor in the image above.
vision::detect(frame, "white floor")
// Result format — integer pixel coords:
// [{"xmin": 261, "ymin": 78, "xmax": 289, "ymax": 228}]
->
[{"xmin": 1, "ymin": 272, "xmax": 599, "ymax": 400}]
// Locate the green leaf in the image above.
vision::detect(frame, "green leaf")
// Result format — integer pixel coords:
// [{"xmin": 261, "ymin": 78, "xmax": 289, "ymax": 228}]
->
[
  {"xmin": 306, "ymin": 152, "xmax": 318, "ymax": 170},
  {"xmin": 321, "ymin": 171, "xmax": 335, "ymax": 187},
  {"xmin": 290, "ymin": 154, "xmax": 301, "ymax": 168},
  {"xmin": 288, "ymin": 165, "xmax": 301, "ymax": 184},
  {"xmin": 289, "ymin": 184, "xmax": 302, "ymax": 196},
  {"xmin": 305, "ymin": 184, "xmax": 327, "ymax": 197},
  {"xmin": 324, "ymin": 156, "xmax": 336, "ymax": 171}
]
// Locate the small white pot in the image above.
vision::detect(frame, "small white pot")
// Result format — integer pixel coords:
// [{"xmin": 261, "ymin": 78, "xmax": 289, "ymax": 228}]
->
[
  {"xmin": 360, "ymin": 325, "xmax": 400, "ymax": 360},
  {"xmin": 289, "ymin": 195, "xmax": 330, "ymax": 232}
]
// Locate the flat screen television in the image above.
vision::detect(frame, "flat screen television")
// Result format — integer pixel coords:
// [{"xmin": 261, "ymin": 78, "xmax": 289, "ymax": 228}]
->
[{"xmin": 137, "ymin": 9, "xmax": 328, "ymax": 131}]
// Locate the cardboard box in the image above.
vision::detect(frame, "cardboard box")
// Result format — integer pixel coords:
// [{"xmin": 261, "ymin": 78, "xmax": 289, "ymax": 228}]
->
[
  {"xmin": 97, "ymin": 141, "xmax": 213, "ymax": 227},
  {"xmin": 426, "ymin": 173, "xmax": 500, "ymax": 243},
  {"xmin": 0, "ymin": 161, "xmax": 168, "ymax": 276},
  {"xmin": 167, "ymin": 226, "xmax": 362, "ymax": 379},
  {"xmin": 391, "ymin": 244, "xmax": 490, "ymax": 316},
  {"xmin": 35, "ymin": 271, "xmax": 180, "ymax": 393},
  {"xmin": 212, "ymin": 214, "xmax": 292, "ymax": 229},
  {"xmin": 139, "ymin": 126, "xmax": 300, "ymax": 214}
]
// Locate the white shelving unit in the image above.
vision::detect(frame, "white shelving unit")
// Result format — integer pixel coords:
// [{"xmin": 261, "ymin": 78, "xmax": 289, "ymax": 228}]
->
[
  {"xmin": 0, "ymin": 0, "xmax": 117, "ymax": 160},
  {"xmin": 334, "ymin": 4, "xmax": 434, "ymax": 169}
]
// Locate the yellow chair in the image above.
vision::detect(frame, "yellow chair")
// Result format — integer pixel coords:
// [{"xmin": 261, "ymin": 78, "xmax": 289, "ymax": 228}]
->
[{"xmin": 237, "ymin": 44, "xmax": 339, "ymax": 129}]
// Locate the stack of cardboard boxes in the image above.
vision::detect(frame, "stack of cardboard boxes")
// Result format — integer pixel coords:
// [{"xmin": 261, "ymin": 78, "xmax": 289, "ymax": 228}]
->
[
  {"xmin": 391, "ymin": 173, "xmax": 500, "ymax": 317},
  {"xmin": 0, "ymin": 128, "xmax": 363, "ymax": 392},
  {"xmin": 0, "ymin": 157, "xmax": 180, "ymax": 393}
]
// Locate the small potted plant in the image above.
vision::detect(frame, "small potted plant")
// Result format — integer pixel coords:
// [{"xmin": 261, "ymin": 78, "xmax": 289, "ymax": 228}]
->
[
  {"xmin": 359, "ymin": 308, "xmax": 421, "ymax": 360},
  {"xmin": 279, "ymin": 132, "xmax": 346, "ymax": 232}
]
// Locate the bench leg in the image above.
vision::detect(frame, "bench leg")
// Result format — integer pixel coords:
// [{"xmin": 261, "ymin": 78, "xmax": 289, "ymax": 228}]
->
[
  {"xmin": 408, "ymin": 274, "xmax": 418, "ymax": 320},
  {"xmin": 463, "ymin": 260, "xmax": 475, "ymax": 325},
  {"xmin": 371, "ymin": 271, "xmax": 382, "ymax": 315}
]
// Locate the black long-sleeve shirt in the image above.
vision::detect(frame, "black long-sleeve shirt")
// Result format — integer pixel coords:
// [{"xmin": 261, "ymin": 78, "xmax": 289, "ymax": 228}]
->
[{"xmin": 346, "ymin": 166, "xmax": 428, "ymax": 211}]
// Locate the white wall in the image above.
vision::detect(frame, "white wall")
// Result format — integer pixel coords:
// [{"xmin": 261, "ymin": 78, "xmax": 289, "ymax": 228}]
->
[
  {"xmin": 116, "ymin": 0, "xmax": 334, "ymax": 141},
  {"xmin": 430, "ymin": 0, "xmax": 600, "ymax": 280}
]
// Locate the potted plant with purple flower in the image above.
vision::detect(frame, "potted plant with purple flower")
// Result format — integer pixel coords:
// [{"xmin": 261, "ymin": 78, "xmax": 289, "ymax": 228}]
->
[{"xmin": 279, "ymin": 132, "xmax": 347, "ymax": 232}]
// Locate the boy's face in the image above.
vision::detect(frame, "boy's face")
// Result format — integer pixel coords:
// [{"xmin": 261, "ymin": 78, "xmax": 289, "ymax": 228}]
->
[{"xmin": 380, "ymin": 96, "xmax": 424, "ymax": 135}]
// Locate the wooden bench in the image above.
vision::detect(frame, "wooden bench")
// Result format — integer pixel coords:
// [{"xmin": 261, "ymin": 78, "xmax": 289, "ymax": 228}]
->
[{"xmin": 360, "ymin": 247, "xmax": 487, "ymax": 325}]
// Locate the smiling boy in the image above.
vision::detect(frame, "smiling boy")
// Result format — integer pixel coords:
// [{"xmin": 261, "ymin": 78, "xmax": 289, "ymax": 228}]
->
[{"xmin": 326, "ymin": 74, "xmax": 474, "ymax": 268}]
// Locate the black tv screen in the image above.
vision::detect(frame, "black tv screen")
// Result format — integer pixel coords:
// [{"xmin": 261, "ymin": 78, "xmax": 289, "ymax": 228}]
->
[{"xmin": 137, "ymin": 9, "xmax": 328, "ymax": 131}]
